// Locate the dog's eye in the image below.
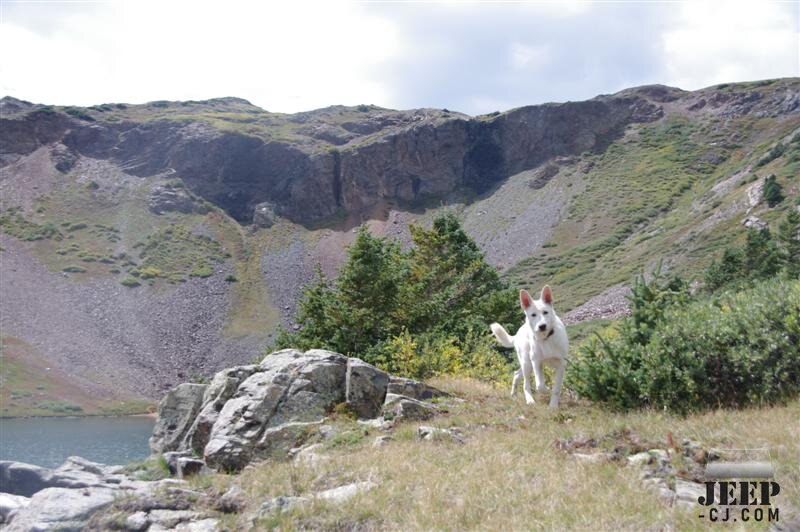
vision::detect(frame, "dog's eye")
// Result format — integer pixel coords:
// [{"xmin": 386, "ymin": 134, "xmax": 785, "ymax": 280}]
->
[
  {"xmin": 530, "ymin": 313, "xmax": 536, "ymax": 317},
  {"xmin": 543, "ymin": 311, "xmax": 548, "ymax": 315}
]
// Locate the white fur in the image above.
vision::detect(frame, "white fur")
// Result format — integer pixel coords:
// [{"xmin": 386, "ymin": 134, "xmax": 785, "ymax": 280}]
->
[{"xmin": 490, "ymin": 285, "xmax": 569, "ymax": 408}]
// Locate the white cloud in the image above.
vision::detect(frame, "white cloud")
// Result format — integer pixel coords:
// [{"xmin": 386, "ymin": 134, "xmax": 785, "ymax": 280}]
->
[
  {"xmin": 0, "ymin": 1, "xmax": 797, "ymax": 114},
  {"xmin": 662, "ymin": 0, "xmax": 799, "ymax": 89},
  {"xmin": 509, "ymin": 43, "xmax": 551, "ymax": 70},
  {"xmin": 0, "ymin": 0, "xmax": 400, "ymax": 111}
]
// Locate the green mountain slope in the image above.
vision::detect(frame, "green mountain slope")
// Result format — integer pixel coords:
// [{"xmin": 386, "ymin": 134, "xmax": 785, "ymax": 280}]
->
[{"xmin": 0, "ymin": 78, "xmax": 797, "ymax": 412}]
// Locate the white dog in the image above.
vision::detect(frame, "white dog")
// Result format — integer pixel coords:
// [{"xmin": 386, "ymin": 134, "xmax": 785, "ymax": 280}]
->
[{"xmin": 490, "ymin": 285, "xmax": 569, "ymax": 408}]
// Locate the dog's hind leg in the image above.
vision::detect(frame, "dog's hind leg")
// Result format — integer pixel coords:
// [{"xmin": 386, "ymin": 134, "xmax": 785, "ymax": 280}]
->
[
  {"xmin": 511, "ymin": 370, "xmax": 521, "ymax": 397},
  {"xmin": 548, "ymin": 359, "xmax": 567, "ymax": 409}
]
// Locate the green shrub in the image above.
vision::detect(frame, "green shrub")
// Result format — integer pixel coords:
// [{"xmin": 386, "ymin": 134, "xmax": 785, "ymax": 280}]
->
[
  {"xmin": 62, "ymin": 265, "xmax": 86, "ymax": 273},
  {"xmin": 63, "ymin": 106, "xmax": 94, "ymax": 121},
  {"xmin": 762, "ymin": 175, "xmax": 784, "ymax": 207},
  {"xmin": 120, "ymin": 276, "xmax": 141, "ymax": 287},
  {"xmin": 189, "ymin": 264, "xmax": 213, "ymax": 278},
  {"xmin": 0, "ymin": 210, "xmax": 62, "ymax": 241},
  {"xmin": 757, "ymin": 143, "xmax": 786, "ymax": 167},
  {"xmin": 705, "ymin": 218, "xmax": 794, "ymax": 290},
  {"xmin": 273, "ymin": 214, "xmax": 516, "ymax": 382},
  {"xmin": 569, "ymin": 277, "xmax": 800, "ymax": 412},
  {"xmin": 224, "ymin": 274, "xmax": 238, "ymax": 282}
]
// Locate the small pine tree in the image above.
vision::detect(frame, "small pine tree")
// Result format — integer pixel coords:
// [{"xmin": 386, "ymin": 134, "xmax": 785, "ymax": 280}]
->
[
  {"xmin": 704, "ymin": 247, "xmax": 745, "ymax": 291},
  {"xmin": 742, "ymin": 227, "xmax": 782, "ymax": 279},
  {"xmin": 401, "ymin": 213, "xmax": 514, "ymax": 337},
  {"xmin": 762, "ymin": 175, "xmax": 784, "ymax": 207},
  {"xmin": 778, "ymin": 210, "xmax": 800, "ymax": 279}
]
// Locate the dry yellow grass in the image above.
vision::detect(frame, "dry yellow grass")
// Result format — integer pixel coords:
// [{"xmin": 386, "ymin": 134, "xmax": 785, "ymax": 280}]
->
[{"xmin": 192, "ymin": 377, "xmax": 800, "ymax": 531}]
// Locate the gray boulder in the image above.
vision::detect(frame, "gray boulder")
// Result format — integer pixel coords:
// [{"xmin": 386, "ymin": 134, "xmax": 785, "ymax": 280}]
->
[
  {"xmin": 0, "ymin": 493, "xmax": 29, "ymax": 524},
  {"xmin": 182, "ymin": 365, "xmax": 260, "ymax": 454},
  {"xmin": 148, "ymin": 349, "xmax": 451, "ymax": 472},
  {"xmin": 0, "ymin": 460, "xmax": 114, "ymax": 497},
  {"xmin": 386, "ymin": 377, "xmax": 448, "ymax": 401},
  {"xmin": 345, "ymin": 358, "xmax": 389, "ymax": 419},
  {"xmin": 383, "ymin": 393, "xmax": 437, "ymax": 421},
  {"xmin": 417, "ymin": 426, "xmax": 465, "ymax": 444},
  {"xmin": 176, "ymin": 458, "xmax": 207, "ymax": 479},
  {"xmin": 252, "ymin": 202, "xmax": 278, "ymax": 228},
  {"xmin": 0, "ymin": 462, "xmax": 53, "ymax": 497},
  {"xmin": 203, "ymin": 350, "xmax": 347, "ymax": 471},
  {"xmin": 4, "ymin": 486, "xmax": 116, "ymax": 532},
  {"xmin": 163, "ymin": 450, "xmax": 193, "ymax": 476},
  {"xmin": 258, "ymin": 495, "xmax": 311, "ymax": 516},
  {"xmin": 150, "ymin": 383, "xmax": 208, "ymax": 454}
]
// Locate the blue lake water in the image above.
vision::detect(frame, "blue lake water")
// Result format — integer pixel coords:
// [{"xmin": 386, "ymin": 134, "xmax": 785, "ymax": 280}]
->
[{"xmin": 0, "ymin": 416, "xmax": 155, "ymax": 468}]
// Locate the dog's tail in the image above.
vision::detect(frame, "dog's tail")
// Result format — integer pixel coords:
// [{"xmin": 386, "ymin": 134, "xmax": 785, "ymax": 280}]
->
[{"xmin": 490, "ymin": 323, "xmax": 514, "ymax": 348}]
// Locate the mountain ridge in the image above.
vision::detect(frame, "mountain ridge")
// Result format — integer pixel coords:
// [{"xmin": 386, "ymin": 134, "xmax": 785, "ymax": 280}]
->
[{"xmin": 1, "ymin": 78, "xmax": 798, "ymax": 411}]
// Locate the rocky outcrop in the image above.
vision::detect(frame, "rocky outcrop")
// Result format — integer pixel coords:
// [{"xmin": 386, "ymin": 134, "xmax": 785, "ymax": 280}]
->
[
  {"xmin": 0, "ymin": 456, "xmax": 192, "ymax": 530},
  {"xmin": 251, "ymin": 201, "xmax": 277, "ymax": 228},
  {"xmin": 50, "ymin": 143, "xmax": 78, "ymax": 173},
  {"xmin": 4, "ymin": 486, "xmax": 116, "ymax": 531},
  {"xmin": 148, "ymin": 183, "xmax": 208, "ymax": 215},
  {"xmin": 0, "ymin": 457, "xmax": 127, "ymax": 497},
  {"xmin": 149, "ymin": 383, "xmax": 208, "ymax": 454},
  {"xmin": 149, "ymin": 349, "xmax": 445, "ymax": 472}
]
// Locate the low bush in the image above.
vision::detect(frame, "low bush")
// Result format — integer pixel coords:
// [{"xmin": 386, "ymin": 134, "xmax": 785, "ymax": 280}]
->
[
  {"xmin": 569, "ymin": 276, "xmax": 800, "ymax": 412},
  {"xmin": 120, "ymin": 276, "xmax": 141, "ymax": 287}
]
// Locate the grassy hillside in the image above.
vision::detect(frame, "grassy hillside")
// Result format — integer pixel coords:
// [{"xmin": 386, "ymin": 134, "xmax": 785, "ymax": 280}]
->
[{"xmin": 501, "ymin": 112, "xmax": 798, "ymax": 312}]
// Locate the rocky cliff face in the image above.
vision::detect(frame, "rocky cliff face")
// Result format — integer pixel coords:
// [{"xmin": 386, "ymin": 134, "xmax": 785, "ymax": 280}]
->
[{"xmin": 1, "ymin": 92, "xmax": 667, "ymax": 225}]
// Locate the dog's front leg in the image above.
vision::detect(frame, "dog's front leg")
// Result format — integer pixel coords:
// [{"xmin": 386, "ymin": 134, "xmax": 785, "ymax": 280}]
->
[
  {"xmin": 533, "ymin": 360, "xmax": 548, "ymax": 393},
  {"xmin": 548, "ymin": 359, "xmax": 567, "ymax": 409},
  {"xmin": 521, "ymin": 359, "xmax": 535, "ymax": 405}
]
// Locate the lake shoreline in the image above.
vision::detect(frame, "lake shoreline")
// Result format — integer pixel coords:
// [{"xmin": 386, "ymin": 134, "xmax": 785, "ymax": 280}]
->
[{"xmin": 0, "ymin": 411, "xmax": 156, "ymax": 420}]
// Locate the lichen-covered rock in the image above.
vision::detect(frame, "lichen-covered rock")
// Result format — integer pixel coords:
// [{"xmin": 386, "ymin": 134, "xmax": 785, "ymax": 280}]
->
[
  {"xmin": 202, "ymin": 350, "xmax": 347, "ymax": 471},
  {"xmin": 345, "ymin": 358, "xmax": 389, "ymax": 419},
  {"xmin": 386, "ymin": 377, "xmax": 448, "ymax": 401},
  {"xmin": 150, "ymin": 383, "xmax": 208, "ymax": 454},
  {"xmin": 382, "ymin": 393, "xmax": 437, "ymax": 421},
  {"xmin": 4, "ymin": 486, "xmax": 116, "ymax": 532},
  {"xmin": 149, "ymin": 349, "xmax": 451, "ymax": 472},
  {"xmin": 182, "ymin": 365, "xmax": 260, "ymax": 454},
  {"xmin": 417, "ymin": 426, "xmax": 465, "ymax": 444}
]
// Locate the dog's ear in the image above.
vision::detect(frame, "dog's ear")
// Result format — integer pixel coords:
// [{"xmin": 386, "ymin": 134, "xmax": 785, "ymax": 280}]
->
[
  {"xmin": 520, "ymin": 289, "xmax": 533, "ymax": 310},
  {"xmin": 541, "ymin": 285, "xmax": 553, "ymax": 305}
]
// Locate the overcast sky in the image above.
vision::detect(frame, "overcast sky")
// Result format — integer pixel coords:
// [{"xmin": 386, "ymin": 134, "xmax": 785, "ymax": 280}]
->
[{"xmin": 1, "ymin": 1, "xmax": 798, "ymax": 115}]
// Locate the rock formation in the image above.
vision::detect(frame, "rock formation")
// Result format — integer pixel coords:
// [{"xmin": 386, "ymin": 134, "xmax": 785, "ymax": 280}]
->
[{"xmin": 149, "ymin": 348, "xmax": 446, "ymax": 472}]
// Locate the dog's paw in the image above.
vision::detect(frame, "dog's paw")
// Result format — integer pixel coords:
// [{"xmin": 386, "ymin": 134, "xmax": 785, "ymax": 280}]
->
[{"xmin": 524, "ymin": 394, "xmax": 535, "ymax": 405}]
